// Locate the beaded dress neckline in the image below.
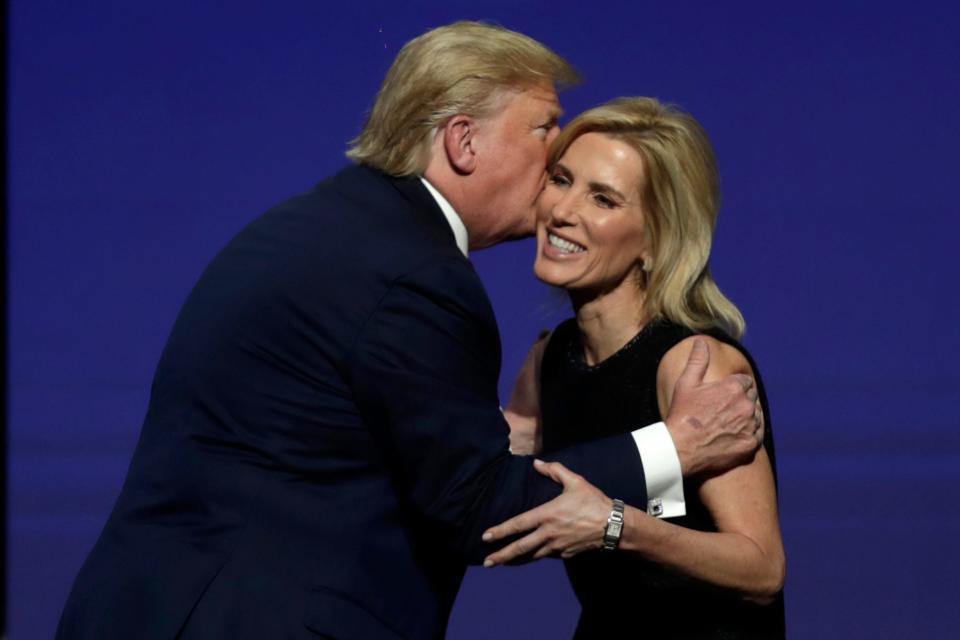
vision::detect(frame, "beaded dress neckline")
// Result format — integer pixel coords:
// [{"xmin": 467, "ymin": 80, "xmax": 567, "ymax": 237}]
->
[{"xmin": 566, "ymin": 320, "xmax": 660, "ymax": 372}]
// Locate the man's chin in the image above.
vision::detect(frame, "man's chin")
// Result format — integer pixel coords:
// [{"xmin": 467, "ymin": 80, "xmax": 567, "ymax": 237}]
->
[
  {"xmin": 475, "ymin": 228, "xmax": 536, "ymax": 251},
  {"xmin": 513, "ymin": 219, "xmax": 539, "ymax": 241}
]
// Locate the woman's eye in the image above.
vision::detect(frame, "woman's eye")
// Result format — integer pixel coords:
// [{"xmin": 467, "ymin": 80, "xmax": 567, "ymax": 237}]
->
[
  {"xmin": 549, "ymin": 174, "xmax": 570, "ymax": 186},
  {"xmin": 594, "ymin": 194, "xmax": 617, "ymax": 208}
]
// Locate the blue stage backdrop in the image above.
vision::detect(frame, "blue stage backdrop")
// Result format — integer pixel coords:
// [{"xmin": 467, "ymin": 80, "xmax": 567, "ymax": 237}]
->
[{"xmin": 9, "ymin": 1, "xmax": 960, "ymax": 637}]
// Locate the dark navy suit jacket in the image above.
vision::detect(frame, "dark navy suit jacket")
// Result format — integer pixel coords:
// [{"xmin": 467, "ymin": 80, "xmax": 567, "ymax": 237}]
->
[{"xmin": 57, "ymin": 165, "xmax": 649, "ymax": 639}]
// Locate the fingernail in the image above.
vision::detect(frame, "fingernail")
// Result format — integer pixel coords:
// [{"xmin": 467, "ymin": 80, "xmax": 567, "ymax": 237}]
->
[
  {"xmin": 483, "ymin": 559, "xmax": 494, "ymax": 568},
  {"xmin": 482, "ymin": 532, "xmax": 492, "ymax": 542},
  {"xmin": 533, "ymin": 458, "xmax": 544, "ymax": 466}
]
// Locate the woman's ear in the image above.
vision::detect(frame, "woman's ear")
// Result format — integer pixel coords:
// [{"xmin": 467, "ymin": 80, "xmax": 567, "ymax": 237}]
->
[{"xmin": 442, "ymin": 115, "xmax": 478, "ymax": 175}]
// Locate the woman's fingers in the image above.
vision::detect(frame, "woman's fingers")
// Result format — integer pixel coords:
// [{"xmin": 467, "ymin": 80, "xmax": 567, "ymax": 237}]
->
[
  {"xmin": 532, "ymin": 541, "xmax": 556, "ymax": 561},
  {"xmin": 481, "ymin": 468, "xmax": 577, "ymax": 543},
  {"xmin": 482, "ymin": 503, "xmax": 547, "ymax": 542},
  {"xmin": 533, "ymin": 459, "xmax": 563, "ymax": 482},
  {"xmin": 533, "ymin": 459, "xmax": 582, "ymax": 488},
  {"xmin": 483, "ymin": 462, "xmax": 603, "ymax": 564},
  {"xmin": 484, "ymin": 529, "xmax": 547, "ymax": 567}
]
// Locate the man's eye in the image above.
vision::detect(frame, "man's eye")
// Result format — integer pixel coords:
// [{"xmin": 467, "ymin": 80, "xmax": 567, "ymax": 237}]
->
[{"xmin": 534, "ymin": 124, "xmax": 553, "ymax": 138}]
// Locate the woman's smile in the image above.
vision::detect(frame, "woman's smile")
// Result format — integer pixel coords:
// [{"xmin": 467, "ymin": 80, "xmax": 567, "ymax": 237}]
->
[{"xmin": 545, "ymin": 231, "xmax": 587, "ymax": 256}]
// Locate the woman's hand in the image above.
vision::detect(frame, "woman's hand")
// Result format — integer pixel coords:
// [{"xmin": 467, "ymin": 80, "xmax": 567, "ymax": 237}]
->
[
  {"xmin": 482, "ymin": 460, "xmax": 611, "ymax": 566},
  {"xmin": 503, "ymin": 330, "xmax": 551, "ymax": 455}
]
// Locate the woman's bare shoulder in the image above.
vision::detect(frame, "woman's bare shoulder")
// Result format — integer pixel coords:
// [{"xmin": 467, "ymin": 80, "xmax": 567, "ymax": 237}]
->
[{"xmin": 655, "ymin": 333, "xmax": 753, "ymax": 412}]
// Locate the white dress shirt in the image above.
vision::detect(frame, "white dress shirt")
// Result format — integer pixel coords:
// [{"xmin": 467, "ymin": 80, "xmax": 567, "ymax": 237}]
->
[{"xmin": 419, "ymin": 177, "xmax": 685, "ymax": 518}]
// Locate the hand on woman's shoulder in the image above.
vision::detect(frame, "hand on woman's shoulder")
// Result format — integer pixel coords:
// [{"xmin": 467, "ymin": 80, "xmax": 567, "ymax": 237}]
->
[{"xmin": 656, "ymin": 334, "xmax": 754, "ymax": 417}]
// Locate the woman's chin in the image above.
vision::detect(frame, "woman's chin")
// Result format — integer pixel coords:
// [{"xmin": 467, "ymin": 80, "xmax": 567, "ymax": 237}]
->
[{"xmin": 533, "ymin": 262, "xmax": 567, "ymax": 289}]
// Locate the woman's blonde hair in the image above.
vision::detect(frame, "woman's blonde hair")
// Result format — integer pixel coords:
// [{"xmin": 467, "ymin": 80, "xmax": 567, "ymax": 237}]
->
[
  {"xmin": 549, "ymin": 97, "xmax": 746, "ymax": 338},
  {"xmin": 347, "ymin": 21, "xmax": 579, "ymax": 176}
]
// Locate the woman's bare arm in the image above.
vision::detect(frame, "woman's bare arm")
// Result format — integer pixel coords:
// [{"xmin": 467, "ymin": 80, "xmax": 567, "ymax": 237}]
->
[
  {"xmin": 617, "ymin": 335, "xmax": 784, "ymax": 602},
  {"xmin": 483, "ymin": 336, "xmax": 784, "ymax": 603},
  {"xmin": 502, "ymin": 331, "xmax": 551, "ymax": 455}
]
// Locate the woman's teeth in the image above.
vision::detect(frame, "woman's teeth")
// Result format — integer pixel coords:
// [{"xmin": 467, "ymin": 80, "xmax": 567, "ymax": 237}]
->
[{"xmin": 548, "ymin": 233, "xmax": 586, "ymax": 253}]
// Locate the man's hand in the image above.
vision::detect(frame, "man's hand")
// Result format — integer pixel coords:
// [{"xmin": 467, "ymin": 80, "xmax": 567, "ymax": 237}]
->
[
  {"xmin": 481, "ymin": 460, "xmax": 610, "ymax": 566},
  {"xmin": 665, "ymin": 338, "xmax": 763, "ymax": 477}
]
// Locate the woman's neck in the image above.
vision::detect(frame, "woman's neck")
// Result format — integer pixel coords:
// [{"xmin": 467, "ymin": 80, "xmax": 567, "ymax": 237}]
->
[{"xmin": 571, "ymin": 280, "xmax": 648, "ymax": 366}]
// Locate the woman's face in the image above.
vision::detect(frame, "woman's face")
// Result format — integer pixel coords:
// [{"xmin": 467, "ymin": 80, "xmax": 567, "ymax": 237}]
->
[{"xmin": 534, "ymin": 132, "xmax": 651, "ymax": 296}]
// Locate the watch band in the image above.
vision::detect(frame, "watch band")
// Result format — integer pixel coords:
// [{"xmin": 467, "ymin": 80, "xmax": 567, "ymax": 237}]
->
[{"xmin": 602, "ymin": 498, "xmax": 625, "ymax": 551}]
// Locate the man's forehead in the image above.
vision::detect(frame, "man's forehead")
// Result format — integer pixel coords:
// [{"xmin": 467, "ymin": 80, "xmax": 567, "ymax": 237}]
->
[
  {"xmin": 481, "ymin": 82, "xmax": 562, "ymax": 124},
  {"xmin": 527, "ymin": 83, "xmax": 561, "ymax": 106},
  {"xmin": 517, "ymin": 83, "xmax": 563, "ymax": 117}
]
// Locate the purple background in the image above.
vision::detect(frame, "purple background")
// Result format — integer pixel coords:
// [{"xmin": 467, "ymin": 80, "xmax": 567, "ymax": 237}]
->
[{"xmin": 9, "ymin": 1, "xmax": 960, "ymax": 637}]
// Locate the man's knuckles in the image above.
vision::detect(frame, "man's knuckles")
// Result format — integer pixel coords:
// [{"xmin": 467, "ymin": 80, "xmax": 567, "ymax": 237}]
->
[{"xmin": 725, "ymin": 377, "xmax": 747, "ymax": 397}]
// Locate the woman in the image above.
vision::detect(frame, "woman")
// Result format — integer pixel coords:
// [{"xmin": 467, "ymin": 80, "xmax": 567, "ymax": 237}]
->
[{"xmin": 488, "ymin": 98, "xmax": 785, "ymax": 638}]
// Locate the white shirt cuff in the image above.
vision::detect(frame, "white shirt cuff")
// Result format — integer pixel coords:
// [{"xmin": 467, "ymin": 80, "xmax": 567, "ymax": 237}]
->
[{"xmin": 631, "ymin": 421, "xmax": 686, "ymax": 518}]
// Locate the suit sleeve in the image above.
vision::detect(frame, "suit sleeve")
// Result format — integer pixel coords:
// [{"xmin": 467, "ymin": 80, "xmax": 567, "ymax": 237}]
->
[{"xmin": 346, "ymin": 259, "xmax": 648, "ymax": 563}]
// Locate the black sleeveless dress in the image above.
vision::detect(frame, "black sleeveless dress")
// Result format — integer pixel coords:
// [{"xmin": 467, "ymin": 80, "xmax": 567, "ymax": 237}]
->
[{"xmin": 540, "ymin": 318, "xmax": 786, "ymax": 639}]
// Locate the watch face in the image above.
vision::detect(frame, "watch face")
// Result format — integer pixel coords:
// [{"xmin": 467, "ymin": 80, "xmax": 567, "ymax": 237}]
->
[{"xmin": 609, "ymin": 522, "xmax": 623, "ymax": 537}]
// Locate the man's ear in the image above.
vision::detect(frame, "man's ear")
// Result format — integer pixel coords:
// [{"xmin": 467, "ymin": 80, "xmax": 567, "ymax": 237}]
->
[{"xmin": 442, "ymin": 115, "xmax": 478, "ymax": 175}]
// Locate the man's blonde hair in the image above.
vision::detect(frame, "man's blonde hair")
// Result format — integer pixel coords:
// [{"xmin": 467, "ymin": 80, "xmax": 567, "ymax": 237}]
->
[
  {"xmin": 549, "ymin": 97, "xmax": 746, "ymax": 338},
  {"xmin": 347, "ymin": 21, "xmax": 579, "ymax": 176}
]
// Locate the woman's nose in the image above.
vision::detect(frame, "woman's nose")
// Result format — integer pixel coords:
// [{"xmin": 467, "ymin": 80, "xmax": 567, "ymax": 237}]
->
[{"xmin": 549, "ymin": 193, "xmax": 579, "ymax": 226}]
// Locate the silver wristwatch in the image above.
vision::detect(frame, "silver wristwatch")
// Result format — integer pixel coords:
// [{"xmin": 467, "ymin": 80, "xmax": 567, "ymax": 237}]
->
[{"xmin": 601, "ymin": 499, "xmax": 625, "ymax": 551}]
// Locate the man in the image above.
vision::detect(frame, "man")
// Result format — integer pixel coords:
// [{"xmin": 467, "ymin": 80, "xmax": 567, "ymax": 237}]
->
[{"xmin": 57, "ymin": 22, "xmax": 761, "ymax": 639}]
